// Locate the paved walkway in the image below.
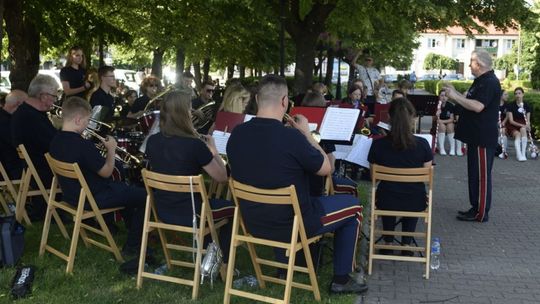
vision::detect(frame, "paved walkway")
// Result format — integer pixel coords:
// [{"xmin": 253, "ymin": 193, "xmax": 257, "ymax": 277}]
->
[{"xmin": 356, "ymin": 147, "xmax": 540, "ymax": 303}]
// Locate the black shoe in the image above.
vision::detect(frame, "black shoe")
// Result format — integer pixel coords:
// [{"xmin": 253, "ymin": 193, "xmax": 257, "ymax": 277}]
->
[
  {"xmin": 330, "ymin": 279, "xmax": 368, "ymax": 294},
  {"xmin": 456, "ymin": 213, "xmax": 489, "ymax": 222},
  {"xmin": 457, "ymin": 208, "xmax": 476, "ymax": 216}
]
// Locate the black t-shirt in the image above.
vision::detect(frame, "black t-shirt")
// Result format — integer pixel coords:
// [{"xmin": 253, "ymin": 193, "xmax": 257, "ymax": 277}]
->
[
  {"xmin": 89, "ymin": 87, "xmax": 114, "ymax": 122},
  {"xmin": 439, "ymin": 102, "xmax": 455, "ymax": 120},
  {"xmin": 455, "ymin": 70, "xmax": 501, "ymax": 147},
  {"xmin": 368, "ymin": 136, "xmax": 432, "ymax": 211},
  {"xmin": 499, "ymin": 103, "xmax": 508, "ymax": 121},
  {"xmin": 227, "ymin": 117, "xmax": 325, "ymax": 241},
  {"xmin": 191, "ymin": 97, "xmax": 207, "ymax": 110},
  {"xmin": 130, "ymin": 95, "xmax": 150, "ymax": 114},
  {"xmin": 146, "ymin": 132, "xmax": 213, "ymax": 224},
  {"xmin": 309, "ymin": 141, "xmax": 335, "ymax": 197},
  {"xmin": 49, "ymin": 131, "xmax": 109, "ymax": 204},
  {"xmin": 60, "ymin": 66, "xmax": 86, "ymax": 98},
  {"xmin": 11, "ymin": 103, "xmax": 57, "ymax": 183},
  {"xmin": 0, "ymin": 109, "xmax": 24, "ymax": 179},
  {"xmin": 506, "ymin": 101, "xmax": 531, "ymax": 121}
]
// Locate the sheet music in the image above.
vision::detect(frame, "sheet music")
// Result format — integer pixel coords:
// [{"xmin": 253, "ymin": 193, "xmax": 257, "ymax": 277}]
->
[
  {"xmin": 415, "ymin": 134, "xmax": 433, "ymax": 149},
  {"xmin": 212, "ymin": 130, "xmax": 231, "ymax": 155},
  {"xmin": 377, "ymin": 121, "xmax": 390, "ymax": 131},
  {"xmin": 345, "ymin": 135, "xmax": 372, "ymax": 168},
  {"xmin": 243, "ymin": 114, "xmax": 255, "ymax": 122},
  {"xmin": 308, "ymin": 123, "xmax": 318, "ymax": 131},
  {"xmin": 319, "ymin": 107, "xmax": 360, "ymax": 141},
  {"xmin": 334, "ymin": 134, "xmax": 360, "ymax": 160}
]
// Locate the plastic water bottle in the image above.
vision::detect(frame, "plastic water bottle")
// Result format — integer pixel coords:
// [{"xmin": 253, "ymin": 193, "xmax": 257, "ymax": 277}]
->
[
  {"xmin": 430, "ymin": 237, "xmax": 440, "ymax": 270},
  {"xmin": 233, "ymin": 275, "xmax": 258, "ymax": 289},
  {"xmin": 154, "ymin": 264, "xmax": 168, "ymax": 275}
]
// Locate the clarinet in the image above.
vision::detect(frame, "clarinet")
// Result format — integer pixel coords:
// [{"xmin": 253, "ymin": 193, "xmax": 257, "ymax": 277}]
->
[
  {"xmin": 519, "ymin": 103, "xmax": 539, "ymax": 159},
  {"xmin": 432, "ymin": 98, "xmax": 443, "ymax": 154},
  {"xmin": 497, "ymin": 110, "xmax": 508, "ymax": 159}
]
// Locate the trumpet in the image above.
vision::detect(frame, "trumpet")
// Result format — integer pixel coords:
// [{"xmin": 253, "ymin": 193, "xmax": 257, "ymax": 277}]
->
[
  {"xmin": 283, "ymin": 113, "xmax": 321, "ymax": 143},
  {"xmin": 143, "ymin": 85, "xmax": 175, "ymax": 111},
  {"xmin": 50, "ymin": 104, "xmax": 114, "ymax": 133},
  {"xmin": 82, "ymin": 128, "xmax": 142, "ymax": 166}
]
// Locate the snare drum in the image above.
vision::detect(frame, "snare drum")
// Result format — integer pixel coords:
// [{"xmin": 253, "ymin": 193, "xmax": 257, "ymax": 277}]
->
[{"xmin": 138, "ymin": 110, "xmax": 160, "ymax": 134}]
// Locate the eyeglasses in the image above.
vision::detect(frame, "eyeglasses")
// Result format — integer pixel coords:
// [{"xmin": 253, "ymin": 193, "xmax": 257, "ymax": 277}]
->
[
  {"xmin": 206, "ymin": 89, "xmax": 215, "ymax": 93},
  {"xmin": 42, "ymin": 92, "xmax": 58, "ymax": 99}
]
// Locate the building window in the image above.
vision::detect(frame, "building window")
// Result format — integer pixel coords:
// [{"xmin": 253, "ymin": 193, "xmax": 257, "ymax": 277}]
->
[
  {"xmin": 505, "ymin": 39, "xmax": 515, "ymax": 50},
  {"xmin": 428, "ymin": 38, "xmax": 440, "ymax": 48},
  {"xmin": 455, "ymin": 38, "xmax": 466, "ymax": 49},
  {"xmin": 475, "ymin": 39, "xmax": 498, "ymax": 48}
]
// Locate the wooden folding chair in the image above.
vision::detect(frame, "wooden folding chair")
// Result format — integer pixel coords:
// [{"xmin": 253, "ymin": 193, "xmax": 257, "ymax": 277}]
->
[
  {"xmin": 15, "ymin": 144, "xmax": 62, "ymax": 225},
  {"xmin": 40, "ymin": 153, "xmax": 124, "ymax": 274},
  {"xmin": 137, "ymin": 170, "xmax": 228, "ymax": 300},
  {"xmin": 0, "ymin": 161, "xmax": 22, "ymax": 215},
  {"xmin": 224, "ymin": 179, "xmax": 322, "ymax": 304},
  {"xmin": 368, "ymin": 164, "xmax": 434, "ymax": 279}
]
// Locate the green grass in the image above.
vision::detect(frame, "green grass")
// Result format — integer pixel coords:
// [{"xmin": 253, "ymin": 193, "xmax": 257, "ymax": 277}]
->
[{"xmin": 0, "ymin": 216, "xmax": 361, "ymax": 304}]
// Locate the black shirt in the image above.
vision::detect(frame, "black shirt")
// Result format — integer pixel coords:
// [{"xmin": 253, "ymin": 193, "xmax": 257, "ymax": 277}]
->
[
  {"xmin": 11, "ymin": 103, "xmax": 57, "ymax": 183},
  {"xmin": 89, "ymin": 87, "xmax": 114, "ymax": 122},
  {"xmin": 130, "ymin": 95, "xmax": 150, "ymax": 114},
  {"xmin": 506, "ymin": 101, "xmax": 531, "ymax": 121},
  {"xmin": 499, "ymin": 103, "xmax": 508, "ymax": 121},
  {"xmin": 227, "ymin": 117, "xmax": 325, "ymax": 242},
  {"xmin": 439, "ymin": 102, "xmax": 455, "ymax": 120},
  {"xmin": 192, "ymin": 97, "xmax": 208, "ymax": 110},
  {"xmin": 49, "ymin": 131, "xmax": 109, "ymax": 204},
  {"xmin": 368, "ymin": 135, "xmax": 432, "ymax": 211},
  {"xmin": 0, "ymin": 109, "xmax": 23, "ymax": 179},
  {"xmin": 455, "ymin": 70, "xmax": 501, "ymax": 147},
  {"xmin": 60, "ymin": 66, "xmax": 86, "ymax": 98},
  {"xmin": 146, "ymin": 132, "xmax": 213, "ymax": 224}
]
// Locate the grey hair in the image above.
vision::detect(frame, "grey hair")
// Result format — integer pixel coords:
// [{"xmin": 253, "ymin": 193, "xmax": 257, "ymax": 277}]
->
[
  {"xmin": 27, "ymin": 74, "xmax": 59, "ymax": 98},
  {"xmin": 472, "ymin": 49, "xmax": 493, "ymax": 70}
]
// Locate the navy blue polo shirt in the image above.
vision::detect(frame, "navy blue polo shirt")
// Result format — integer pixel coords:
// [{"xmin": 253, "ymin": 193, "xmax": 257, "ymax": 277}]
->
[
  {"xmin": 146, "ymin": 132, "xmax": 213, "ymax": 224},
  {"xmin": 439, "ymin": 102, "xmax": 455, "ymax": 120},
  {"xmin": 368, "ymin": 136, "xmax": 432, "ymax": 211},
  {"xmin": 0, "ymin": 109, "xmax": 24, "ymax": 179},
  {"xmin": 89, "ymin": 87, "xmax": 114, "ymax": 121},
  {"xmin": 11, "ymin": 103, "xmax": 57, "ymax": 182},
  {"xmin": 129, "ymin": 95, "xmax": 150, "ymax": 114},
  {"xmin": 226, "ymin": 117, "xmax": 325, "ymax": 242},
  {"xmin": 455, "ymin": 70, "xmax": 501, "ymax": 148},
  {"xmin": 506, "ymin": 101, "xmax": 531, "ymax": 121},
  {"xmin": 49, "ymin": 131, "xmax": 109, "ymax": 204},
  {"xmin": 60, "ymin": 66, "xmax": 86, "ymax": 98}
]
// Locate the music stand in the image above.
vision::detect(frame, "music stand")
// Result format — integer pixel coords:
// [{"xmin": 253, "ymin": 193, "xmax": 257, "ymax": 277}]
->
[{"xmin": 408, "ymin": 94, "xmax": 438, "ymax": 132}]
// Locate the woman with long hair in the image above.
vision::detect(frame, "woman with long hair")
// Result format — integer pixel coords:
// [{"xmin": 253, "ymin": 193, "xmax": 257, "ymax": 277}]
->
[
  {"xmin": 127, "ymin": 75, "xmax": 160, "ymax": 118},
  {"xmin": 368, "ymin": 98, "xmax": 433, "ymax": 256},
  {"xmin": 498, "ymin": 90, "xmax": 509, "ymax": 155},
  {"xmin": 60, "ymin": 46, "xmax": 90, "ymax": 98},
  {"xmin": 145, "ymin": 88, "xmax": 233, "ymax": 262},
  {"xmin": 506, "ymin": 87, "xmax": 531, "ymax": 161},
  {"xmin": 219, "ymin": 83, "xmax": 251, "ymax": 113}
]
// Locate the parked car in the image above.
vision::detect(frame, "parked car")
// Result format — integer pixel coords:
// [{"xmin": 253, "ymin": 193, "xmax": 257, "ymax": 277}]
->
[
  {"xmin": 383, "ymin": 74, "xmax": 398, "ymax": 83},
  {"xmin": 420, "ymin": 74, "xmax": 439, "ymax": 81},
  {"xmin": 114, "ymin": 69, "xmax": 140, "ymax": 92},
  {"xmin": 442, "ymin": 74, "xmax": 465, "ymax": 81}
]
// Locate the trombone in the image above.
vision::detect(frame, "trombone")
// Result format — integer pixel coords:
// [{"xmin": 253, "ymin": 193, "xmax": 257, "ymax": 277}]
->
[
  {"xmin": 50, "ymin": 104, "xmax": 114, "ymax": 133},
  {"xmin": 82, "ymin": 128, "xmax": 142, "ymax": 166}
]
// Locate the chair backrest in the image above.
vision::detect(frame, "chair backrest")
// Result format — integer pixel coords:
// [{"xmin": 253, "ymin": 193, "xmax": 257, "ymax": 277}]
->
[
  {"xmin": 18, "ymin": 145, "xmax": 49, "ymax": 197},
  {"xmin": 228, "ymin": 179, "xmax": 309, "ymax": 243},
  {"xmin": 371, "ymin": 164, "xmax": 433, "ymax": 184},
  {"xmin": 0, "ymin": 161, "xmax": 19, "ymax": 199},
  {"xmin": 44, "ymin": 153, "xmax": 98, "ymax": 211}
]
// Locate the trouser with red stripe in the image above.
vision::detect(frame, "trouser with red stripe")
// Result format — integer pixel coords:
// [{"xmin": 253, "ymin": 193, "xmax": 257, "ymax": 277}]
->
[{"xmin": 467, "ymin": 145, "xmax": 495, "ymax": 221}]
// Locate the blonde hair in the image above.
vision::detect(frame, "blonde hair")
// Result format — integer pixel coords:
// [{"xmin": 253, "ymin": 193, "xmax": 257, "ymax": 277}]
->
[
  {"xmin": 62, "ymin": 96, "xmax": 91, "ymax": 121},
  {"xmin": 220, "ymin": 84, "xmax": 250, "ymax": 113},
  {"xmin": 159, "ymin": 89, "xmax": 197, "ymax": 138},
  {"xmin": 65, "ymin": 46, "xmax": 86, "ymax": 69}
]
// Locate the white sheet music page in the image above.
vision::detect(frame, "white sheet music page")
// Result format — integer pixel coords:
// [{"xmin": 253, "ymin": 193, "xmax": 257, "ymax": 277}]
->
[
  {"xmin": 319, "ymin": 107, "xmax": 360, "ymax": 141},
  {"xmin": 415, "ymin": 134, "xmax": 433, "ymax": 149},
  {"xmin": 212, "ymin": 130, "xmax": 231, "ymax": 155},
  {"xmin": 334, "ymin": 134, "xmax": 360, "ymax": 160},
  {"xmin": 345, "ymin": 135, "xmax": 372, "ymax": 168}
]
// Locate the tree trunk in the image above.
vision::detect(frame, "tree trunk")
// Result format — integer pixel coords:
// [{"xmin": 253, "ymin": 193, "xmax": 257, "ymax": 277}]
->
[
  {"xmin": 324, "ymin": 48, "xmax": 334, "ymax": 86},
  {"xmin": 175, "ymin": 47, "xmax": 185, "ymax": 85},
  {"xmin": 227, "ymin": 63, "xmax": 234, "ymax": 80},
  {"xmin": 292, "ymin": 35, "xmax": 318, "ymax": 95},
  {"xmin": 4, "ymin": 0, "xmax": 40, "ymax": 91},
  {"xmin": 202, "ymin": 57, "xmax": 210, "ymax": 82},
  {"xmin": 150, "ymin": 48, "xmax": 164, "ymax": 79},
  {"xmin": 0, "ymin": 0, "xmax": 4, "ymax": 69},
  {"xmin": 98, "ymin": 35, "xmax": 104, "ymax": 67},
  {"xmin": 239, "ymin": 65, "xmax": 245, "ymax": 79},
  {"xmin": 347, "ymin": 63, "xmax": 357, "ymax": 92},
  {"xmin": 193, "ymin": 61, "xmax": 202, "ymax": 90}
]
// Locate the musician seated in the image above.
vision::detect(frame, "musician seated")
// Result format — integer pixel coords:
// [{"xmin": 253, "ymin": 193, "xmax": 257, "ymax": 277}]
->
[
  {"xmin": 368, "ymin": 98, "xmax": 432, "ymax": 256},
  {"xmin": 436, "ymin": 90, "xmax": 456, "ymax": 156},
  {"xmin": 119, "ymin": 90, "xmax": 138, "ymax": 118},
  {"xmin": 505, "ymin": 87, "xmax": 531, "ymax": 161},
  {"xmin": 89, "ymin": 65, "xmax": 116, "ymax": 122},
  {"xmin": 302, "ymin": 91, "xmax": 358, "ymax": 196},
  {"xmin": 1, "ymin": 90, "xmax": 26, "ymax": 180},
  {"xmin": 218, "ymin": 83, "xmax": 250, "ymax": 114},
  {"xmin": 227, "ymin": 75, "xmax": 367, "ymax": 294},
  {"xmin": 342, "ymin": 85, "xmax": 371, "ymax": 127},
  {"xmin": 49, "ymin": 97, "xmax": 146, "ymax": 256},
  {"xmin": 192, "ymin": 81, "xmax": 216, "ymax": 135},
  {"xmin": 145, "ymin": 89, "xmax": 233, "ymax": 263},
  {"xmin": 127, "ymin": 75, "xmax": 160, "ymax": 119}
]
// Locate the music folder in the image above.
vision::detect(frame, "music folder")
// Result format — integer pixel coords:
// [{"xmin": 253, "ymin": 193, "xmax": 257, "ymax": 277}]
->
[
  {"xmin": 213, "ymin": 111, "xmax": 246, "ymax": 132},
  {"xmin": 290, "ymin": 106, "xmax": 360, "ymax": 144}
]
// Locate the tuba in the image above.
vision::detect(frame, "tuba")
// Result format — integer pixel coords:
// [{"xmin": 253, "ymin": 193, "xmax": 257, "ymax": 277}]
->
[{"xmin": 192, "ymin": 101, "xmax": 216, "ymax": 130}]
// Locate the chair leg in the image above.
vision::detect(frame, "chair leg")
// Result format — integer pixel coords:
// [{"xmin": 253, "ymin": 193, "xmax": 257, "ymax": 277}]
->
[
  {"xmin": 191, "ymin": 225, "xmax": 205, "ymax": 300},
  {"xmin": 157, "ymin": 228, "xmax": 172, "ymax": 268},
  {"xmin": 0, "ymin": 192, "xmax": 11, "ymax": 215},
  {"xmin": 137, "ymin": 201, "xmax": 152, "ymax": 289},
  {"xmin": 223, "ymin": 208, "xmax": 240, "ymax": 304},
  {"xmin": 368, "ymin": 214, "xmax": 376, "ymax": 275},
  {"xmin": 39, "ymin": 204, "xmax": 55, "ymax": 256},
  {"xmin": 245, "ymin": 239, "xmax": 266, "ymax": 289},
  {"xmin": 283, "ymin": 220, "xmax": 300, "ymax": 304},
  {"xmin": 15, "ymin": 172, "xmax": 32, "ymax": 226},
  {"xmin": 95, "ymin": 213, "xmax": 123, "ymax": 262},
  {"xmin": 66, "ymin": 213, "xmax": 84, "ymax": 274},
  {"xmin": 303, "ymin": 241, "xmax": 321, "ymax": 301}
]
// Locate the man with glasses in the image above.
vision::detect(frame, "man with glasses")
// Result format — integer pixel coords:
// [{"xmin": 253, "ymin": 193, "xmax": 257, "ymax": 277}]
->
[
  {"xmin": 90, "ymin": 66, "xmax": 116, "ymax": 122},
  {"xmin": 192, "ymin": 81, "xmax": 215, "ymax": 134},
  {"xmin": 11, "ymin": 74, "xmax": 59, "ymax": 220}
]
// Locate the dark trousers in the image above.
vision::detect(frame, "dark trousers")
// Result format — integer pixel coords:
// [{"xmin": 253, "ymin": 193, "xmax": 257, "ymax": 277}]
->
[
  {"xmin": 93, "ymin": 183, "xmax": 146, "ymax": 248},
  {"xmin": 466, "ymin": 145, "xmax": 495, "ymax": 221},
  {"xmin": 382, "ymin": 216, "xmax": 418, "ymax": 244}
]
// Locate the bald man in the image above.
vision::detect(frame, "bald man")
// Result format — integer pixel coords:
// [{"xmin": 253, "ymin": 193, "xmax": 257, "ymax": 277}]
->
[{"xmin": 0, "ymin": 90, "xmax": 27, "ymax": 180}]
